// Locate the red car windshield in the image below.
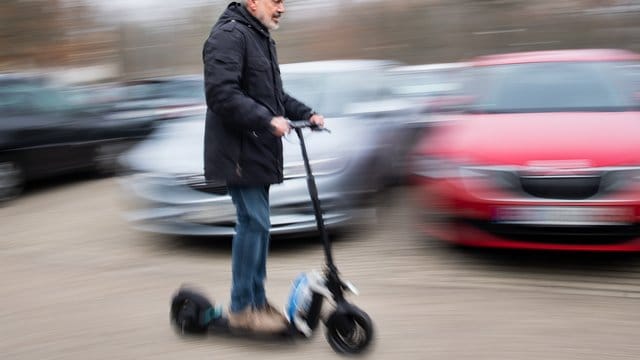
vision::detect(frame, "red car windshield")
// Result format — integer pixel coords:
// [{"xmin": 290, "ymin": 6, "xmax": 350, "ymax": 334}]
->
[{"xmin": 461, "ymin": 61, "xmax": 640, "ymax": 113}]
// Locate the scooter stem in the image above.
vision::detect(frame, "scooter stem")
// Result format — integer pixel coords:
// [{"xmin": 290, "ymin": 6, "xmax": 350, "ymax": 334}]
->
[{"xmin": 294, "ymin": 127, "xmax": 338, "ymax": 274}]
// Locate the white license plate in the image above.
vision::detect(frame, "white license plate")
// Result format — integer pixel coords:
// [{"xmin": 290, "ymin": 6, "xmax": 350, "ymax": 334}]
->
[{"xmin": 493, "ymin": 206, "xmax": 633, "ymax": 226}]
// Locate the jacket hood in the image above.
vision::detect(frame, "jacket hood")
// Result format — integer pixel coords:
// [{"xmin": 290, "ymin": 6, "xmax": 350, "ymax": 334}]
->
[{"xmin": 215, "ymin": 2, "xmax": 270, "ymax": 37}]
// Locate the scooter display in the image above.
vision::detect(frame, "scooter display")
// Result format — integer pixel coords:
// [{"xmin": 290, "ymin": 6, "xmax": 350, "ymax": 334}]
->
[{"xmin": 170, "ymin": 120, "xmax": 374, "ymax": 355}]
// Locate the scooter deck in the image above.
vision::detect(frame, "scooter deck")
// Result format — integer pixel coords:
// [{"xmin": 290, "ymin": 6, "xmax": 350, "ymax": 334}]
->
[
  {"xmin": 205, "ymin": 313, "xmax": 298, "ymax": 339},
  {"xmin": 201, "ymin": 317, "xmax": 302, "ymax": 346},
  {"xmin": 172, "ymin": 287, "xmax": 295, "ymax": 340}
]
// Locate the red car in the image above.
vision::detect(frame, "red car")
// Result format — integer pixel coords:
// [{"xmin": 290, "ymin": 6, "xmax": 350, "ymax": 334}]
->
[{"xmin": 410, "ymin": 49, "xmax": 640, "ymax": 251}]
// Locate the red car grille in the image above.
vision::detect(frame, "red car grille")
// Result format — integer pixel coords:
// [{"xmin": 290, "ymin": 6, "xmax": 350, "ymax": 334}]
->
[{"xmin": 519, "ymin": 175, "xmax": 601, "ymax": 200}]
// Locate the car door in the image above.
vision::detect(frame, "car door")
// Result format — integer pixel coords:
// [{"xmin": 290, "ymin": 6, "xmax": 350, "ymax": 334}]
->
[{"xmin": 0, "ymin": 84, "xmax": 90, "ymax": 179}]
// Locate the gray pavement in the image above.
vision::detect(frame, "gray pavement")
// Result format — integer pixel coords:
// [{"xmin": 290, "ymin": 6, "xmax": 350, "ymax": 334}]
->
[{"xmin": 1, "ymin": 177, "xmax": 640, "ymax": 359}]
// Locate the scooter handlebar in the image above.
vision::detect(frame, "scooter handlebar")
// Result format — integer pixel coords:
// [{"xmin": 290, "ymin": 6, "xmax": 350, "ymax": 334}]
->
[{"xmin": 288, "ymin": 120, "xmax": 331, "ymax": 133}]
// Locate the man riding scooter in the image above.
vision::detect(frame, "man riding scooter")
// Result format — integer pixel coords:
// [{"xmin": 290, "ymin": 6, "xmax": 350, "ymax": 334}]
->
[{"xmin": 202, "ymin": 0, "xmax": 325, "ymax": 334}]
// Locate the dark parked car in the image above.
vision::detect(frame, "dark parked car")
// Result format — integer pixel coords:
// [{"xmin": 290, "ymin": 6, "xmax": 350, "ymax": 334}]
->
[
  {"xmin": 106, "ymin": 75, "xmax": 206, "ymax": 122},
  {"xmin": 118, "ymin": 60, "xmax": 420, "ymax": 238},
  {"xmin": 0, "ymin": 73, "xmax": 156, "ymax": 201}
]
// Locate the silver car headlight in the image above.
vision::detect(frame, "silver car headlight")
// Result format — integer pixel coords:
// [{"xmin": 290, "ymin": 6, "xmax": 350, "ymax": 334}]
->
[
  {"xmin": 283, "ymin": 157, "xmax": 349, "ymax": 179},
  {"xmin": 176, "ymin": 174, "xmax": 208, "ymax": 187},
  {"xmin": 175, "ymin": 174, "xmax": 229, "ymax": 195}
]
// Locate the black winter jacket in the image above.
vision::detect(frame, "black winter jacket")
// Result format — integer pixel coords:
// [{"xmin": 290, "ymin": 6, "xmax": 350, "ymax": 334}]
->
[{"xmin": 203, "ymin": 2, "xmax": 313, "ymax": 186}]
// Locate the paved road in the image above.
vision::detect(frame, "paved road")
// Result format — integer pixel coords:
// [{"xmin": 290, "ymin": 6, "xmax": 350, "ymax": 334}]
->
[{"xmin": 2, "ymin": 177, "xmax": 640, "ymax": 359}]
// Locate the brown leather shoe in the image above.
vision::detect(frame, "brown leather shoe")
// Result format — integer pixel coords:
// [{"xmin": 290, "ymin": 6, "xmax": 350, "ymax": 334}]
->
[
  {"xmin": 257, "ymin": 301, "xmax": 288, "ymax": 327},
  {"xmin": 228, "ymin": 307, "xmax": 286, "ymax": 334},
  {"xmin": 227, "ymin": 307, "xmax": 258, "ymax": 331}
]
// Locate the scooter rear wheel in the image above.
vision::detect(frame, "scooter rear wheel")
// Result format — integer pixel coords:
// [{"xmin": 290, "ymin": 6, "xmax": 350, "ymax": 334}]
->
[
  {"xmin": 325, "ymin": 305, "xmax": 374, "ymax": 354},
  {"xmin": 170, "ymin": 289, "xmax": 213, "ymax": 335}
]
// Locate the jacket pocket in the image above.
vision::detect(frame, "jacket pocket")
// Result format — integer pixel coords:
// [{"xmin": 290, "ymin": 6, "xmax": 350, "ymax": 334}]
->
[
  {"xmin": 245, "ymin": 57, "xmax": 273, "ymax": 103},
  {"xmin": 247, "ymin": 56, "xmax": 269, "ymax": 71}
]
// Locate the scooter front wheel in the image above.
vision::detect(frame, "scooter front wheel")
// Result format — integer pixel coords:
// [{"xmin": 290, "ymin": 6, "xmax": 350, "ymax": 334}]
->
[{"xmin": 325, "ymin": 304, "xmax": 374, "ymax": 354}]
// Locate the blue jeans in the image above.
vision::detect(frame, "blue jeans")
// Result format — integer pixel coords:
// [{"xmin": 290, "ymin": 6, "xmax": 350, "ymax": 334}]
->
[{"xmin": 227, "ymin": 185, "xmax": 271, "ymax": 313}]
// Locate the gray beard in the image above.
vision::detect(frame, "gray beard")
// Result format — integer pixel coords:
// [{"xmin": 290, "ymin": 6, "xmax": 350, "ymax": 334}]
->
[{"xmin": 258, "ymin": 13, "xmax": 280, "ymax": 31}]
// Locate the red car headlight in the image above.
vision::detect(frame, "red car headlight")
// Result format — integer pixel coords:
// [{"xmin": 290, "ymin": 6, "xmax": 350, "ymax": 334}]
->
[{"xmin": 600, "ymin": 167, "xmax": 640, "ymax": 192}]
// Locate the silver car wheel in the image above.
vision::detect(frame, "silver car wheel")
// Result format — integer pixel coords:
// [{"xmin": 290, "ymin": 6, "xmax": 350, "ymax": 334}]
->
[{"xmin": 0, "ymin": 161, "xmax": 24, "ymax": 202}]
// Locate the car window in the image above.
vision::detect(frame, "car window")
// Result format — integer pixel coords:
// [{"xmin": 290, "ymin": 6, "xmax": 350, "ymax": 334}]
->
[
  {"xmin": 389, "ymin": 71, "xmax": 461, "ymax": 98},
  {"xmin": 463, "ymin": 62, "xmax": 637, "ymax": 112},
  {"xmin": 123, "ymin": 80, "xmax": 205, "ymax": 102},
  {"xmin": 0, "ymin": 84, "xmax": 76, "ymax": 114},
  {"xmin": 0, "ymin": 91, "xmax": 34, "ymax": 114},
  {"xmin": 124, "ymin": 83, "xmax": 164, "ymax": 100},
  {"xmin": 615, "ymin": 62, "xmax": 640, "ymax": 94},
  {"xmin": 161, "ymin": 80, "xmax": 204, "ymax": 100},
  {"xmin": 281, "ymin": 73, "xmax": 327, "ymax": 116},
  {"xmin": 281, "ymin": 70, "xmax": 387, "ymax": 117}
]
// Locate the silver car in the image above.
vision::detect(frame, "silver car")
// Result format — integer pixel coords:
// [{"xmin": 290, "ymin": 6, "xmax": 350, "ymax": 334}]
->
[{"xmin": 118, "ymin": 60, "xmax": 419, "ymax": 238}]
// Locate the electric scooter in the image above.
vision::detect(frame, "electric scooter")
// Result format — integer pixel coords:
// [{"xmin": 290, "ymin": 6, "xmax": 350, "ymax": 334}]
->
[{"xmin": 170, "ymin": 120, "xmax": 374, "ymax": 355}]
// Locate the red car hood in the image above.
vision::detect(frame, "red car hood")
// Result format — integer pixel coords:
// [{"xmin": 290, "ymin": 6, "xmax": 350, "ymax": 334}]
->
[{"xmin": 425, "ymin": 112, "xmax": 640, "ymax": 167}]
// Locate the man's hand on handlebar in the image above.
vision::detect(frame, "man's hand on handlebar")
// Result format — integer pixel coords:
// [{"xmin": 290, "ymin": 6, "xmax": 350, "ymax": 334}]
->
[
  {"xmin": 288, "ymin": 117, "xmax": 331, "ymax": 133},
  {"xmin": 270, "ymin": 116, "xmax": 291, "ymax": 137},
  {"xmin": 309, "ymin": 113, "xmax": 325, "ymax": 128}
]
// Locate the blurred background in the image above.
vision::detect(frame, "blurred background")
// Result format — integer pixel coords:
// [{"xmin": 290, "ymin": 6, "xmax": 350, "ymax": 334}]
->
[
  {"xmin": 2, "ymin": 0, "xmax": 639, "ymax": 80},
  {"xmin": 3, "ymin": 1, "xmax": 640, "ymax": 359}
]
